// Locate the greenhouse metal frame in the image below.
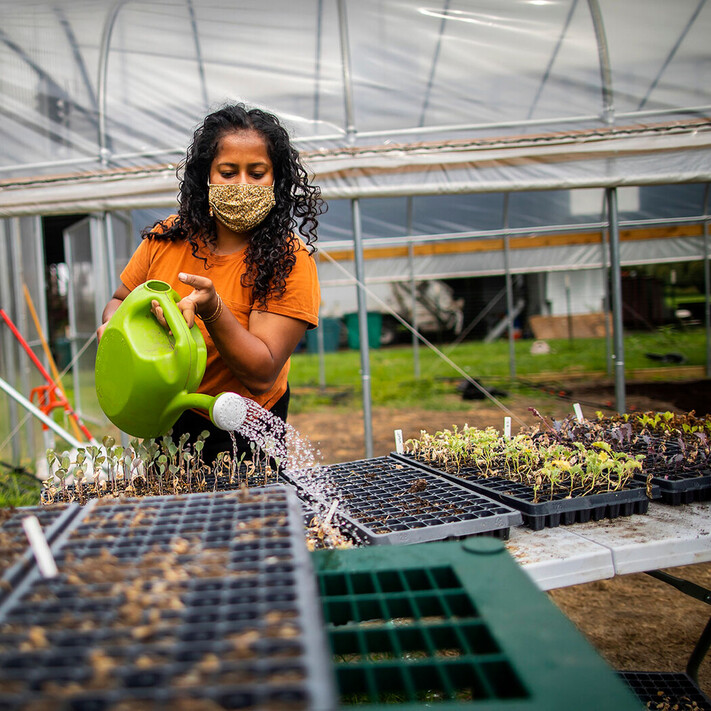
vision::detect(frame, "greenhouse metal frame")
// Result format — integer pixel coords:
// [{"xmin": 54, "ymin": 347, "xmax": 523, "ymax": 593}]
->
[{"xmin": 0, "ymin": 0, "xmax": 710, "ymax": 460}]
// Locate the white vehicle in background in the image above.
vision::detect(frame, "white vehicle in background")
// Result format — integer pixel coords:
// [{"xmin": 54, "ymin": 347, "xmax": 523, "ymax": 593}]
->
[{"xmin": 380, "ymin": 280, "xmax": 465, "ymax": 345}]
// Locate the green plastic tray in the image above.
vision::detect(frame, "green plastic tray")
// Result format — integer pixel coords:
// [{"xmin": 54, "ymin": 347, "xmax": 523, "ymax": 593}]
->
[{"xmin": 313, "ymin": 539, "xmax": 642, "ymax": 710}]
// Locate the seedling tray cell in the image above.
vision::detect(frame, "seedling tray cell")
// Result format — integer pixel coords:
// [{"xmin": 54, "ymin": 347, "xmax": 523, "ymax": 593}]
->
[
  {"xmin": 393, "ymin": 453, "xmax": 655, "ymax": 531},
  {"xmin": 313, "ymin": 539, "xmax": 642, "ymax": 709},
  {"xmin": 619, "ymin": 671, "xmax": 711, "ymax": 710},
  {"xmin": 634, "ymin": 469, "xmax": 711, "ymax": 505},
  {"xmin": 286, "ymin": 457, "xmax": 522, "ymax": 546},
  {"xmin": 0, "ymin": 487, "xmax": 336, "ymax": 710}
]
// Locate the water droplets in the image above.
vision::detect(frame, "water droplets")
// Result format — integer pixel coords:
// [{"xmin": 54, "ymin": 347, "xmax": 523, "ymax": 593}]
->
[{"xmin": 229, "ymin": 399, "xmax": 361, "ymax": 547}]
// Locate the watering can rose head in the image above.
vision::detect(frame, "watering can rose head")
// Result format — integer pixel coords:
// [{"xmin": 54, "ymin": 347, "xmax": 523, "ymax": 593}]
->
[{"xmin": 95, "ymin": 280, "xmax": 246, "ymax": 438}]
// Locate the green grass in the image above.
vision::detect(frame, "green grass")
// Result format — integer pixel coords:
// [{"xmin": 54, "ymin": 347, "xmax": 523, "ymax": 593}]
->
[
  {"xmin": 288, "ymin": 326, "xmax": 708, "ymax": 413},
  {"xmin": 0, "ymin": 469, "xmax": 41, "ymax": 507},
  {"xmin": 0, "ymin": 326, "xmax": 707, "ymax": 474}
]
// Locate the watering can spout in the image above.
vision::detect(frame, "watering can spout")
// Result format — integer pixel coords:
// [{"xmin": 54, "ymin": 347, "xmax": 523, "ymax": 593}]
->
[
  {"xmin": 210, "ymin": 392, "xmax": 249, "ymax": 432},
  {"xmin": 165, "ymin": 391, "xmax": 249, "ymax": 433},
  {"xmin": 96, "ymin": 280, "xmax": 247, "ymax": 439}
]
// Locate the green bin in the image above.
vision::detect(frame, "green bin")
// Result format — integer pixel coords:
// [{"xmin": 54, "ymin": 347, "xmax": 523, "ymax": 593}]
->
[
  {"xmin": 305, "ymin": 317, "xmax": 341, "ymax": 353},
  {"xmin": 53, "ymin": 337, "xmax": 72, "ymax": 371},
  {"xmin": 344, "ymin": 311, "xmax": 382, "ymax": 350},
  {"xmin": 313, "ymin": 539, "xmax": 642, "ymax": 710}
]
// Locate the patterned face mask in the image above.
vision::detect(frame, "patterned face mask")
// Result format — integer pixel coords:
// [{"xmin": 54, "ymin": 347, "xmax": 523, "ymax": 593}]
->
[{"xmin": 208, "ymin": 183, "xmax": 275, "ymax": 233}]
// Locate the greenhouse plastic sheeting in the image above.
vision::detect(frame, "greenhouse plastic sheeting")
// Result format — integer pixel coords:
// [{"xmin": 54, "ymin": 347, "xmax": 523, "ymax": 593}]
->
[{"xmin": 0, "ymin": 0, "xmax": 710, "ymax": 214}]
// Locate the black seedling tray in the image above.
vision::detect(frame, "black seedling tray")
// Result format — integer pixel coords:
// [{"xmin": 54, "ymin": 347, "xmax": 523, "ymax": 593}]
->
[
  {"xmin": 0, "ymin": 487, "xmax": 336, "ymax": 710},
  {"xmin": 200, "ymin": 467, "xmax": 281, "ymax": 492},
  {"xmin": 0, "ymin": 503, "xmax": 76, "ymax": 601},
  {"xmin": 42, "ymin": 463, "xmax": 282, "ymax": 503},
  {"xmin": 286, "ymin": 456, "xmax": 522, "ymax": 545},
  {"xmin": 619, "ymin": 671, "xmax": 711, "ymax": 710},
  {"xmin": 393, "ymin": 453, "xmax": 656, "ymax": 531},
  {"xmin": 633, "ymin": 469, "xmax": 711, "ymax": 505}
]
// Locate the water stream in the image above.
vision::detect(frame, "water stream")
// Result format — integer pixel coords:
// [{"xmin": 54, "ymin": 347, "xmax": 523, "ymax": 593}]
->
[{"xmin": 229, "ymin": 398, "xmax": 360, "ymax": 546}]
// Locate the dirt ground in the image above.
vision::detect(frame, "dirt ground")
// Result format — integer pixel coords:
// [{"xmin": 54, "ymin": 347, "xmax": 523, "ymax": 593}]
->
[{"xmin": 289, "ymin": 378, "xmax": 711, "ymax": 697}]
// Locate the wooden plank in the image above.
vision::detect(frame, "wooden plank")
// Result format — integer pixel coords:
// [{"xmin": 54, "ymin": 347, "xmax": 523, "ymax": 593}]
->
[{"xmin": 529, "ymin": 313, "xmax": 612, "ymax": 339}]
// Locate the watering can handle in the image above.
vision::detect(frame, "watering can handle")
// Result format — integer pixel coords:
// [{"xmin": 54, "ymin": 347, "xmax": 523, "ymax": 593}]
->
[{"xmin": 154, "ymin": 289, "xmax": 197, "ymax": 363}]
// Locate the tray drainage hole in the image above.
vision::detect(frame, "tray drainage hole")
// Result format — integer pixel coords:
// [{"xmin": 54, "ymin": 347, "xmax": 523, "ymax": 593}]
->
[
  {"xmin": 266, "ymin": 688, "xmax": 308, "ymax": 707},
  {"xmin": 121, "ymin": 668, "xmax": 166, "ymax": 688},
  {"xmin": 67, "ymin": 697, "xmax": 113, "ymax": 711},
  {"xmin": 216, "ymin": 690, "xmax": 258, "ymax": 709},
  {"xmin": 258, "ymin": 639, "xmax": 303, "ymax": 658},
  {"xmin": 189, "ymin": 596, "xmax": 221, "ymax": 607},
  {"xmin": 186, "ymin": 612, "xmax": 219, "ymax": 624},
  {"xmin": 179, "ymin": 628, "xmax": 214, "ymax": 643},
  {"xmin": 193, "ymin": 581, "xmax": 224, "ymax": 592},
  {"xmin": 265, "ymin": 591, "xmax": 296, "ymax": 603},
  {"xmin": 3, "ymin": 655, "xmax": 42, "ymax": 670}
]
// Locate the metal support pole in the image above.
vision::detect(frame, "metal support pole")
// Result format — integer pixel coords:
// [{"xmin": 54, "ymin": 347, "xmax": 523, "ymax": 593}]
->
[
  {"xmin": 336, "ymin": 0, "xmax": 356, "ymax": 141},
  {"xmin": 10, "ymin": 218, "xmax": 34, "ymax": 456},
  {"xmin": 186, "ymin": 0, "xmax": 209, "ymax": 112},
  {"xmin": 406, "ymin": 197, "xmax": 420, "ymax": 379},
  {"xmin": 0, "ymin": 220, "xmax": 20, "ymax": 462},
  {"xmin": 408, "ymin": 241, "xmax": 421, "ymax": 379},
  {"xmin": 352, "ymin": 198, "xmax": 373, "ymax": 459},
  {"xmin": 502, "ymin": 194, "xmax": 516, "ymax": 379},
  {"xmin": 317, "ymin": 313, "xmax": 326, "ymax": 392},
  {"xmin": 565, "ymin": 273, "xmax": 574, "ymax": 344},
  {"xmin": 703, "ymin": 184, "xmax": 710, "ymax": 378},
  {"xmin": 601, "ymin": 194, "xmax": 612, "ymax": 376},
  {"xmin": 97, "ymin": 1, "xmax": 125, "ymax": 164},
  {"xmin": 104, "ymin": 212, "xmax": 117, "ymax": 294},
  {"xmin": 587, "ymin": 0, "xmax": 614, "ymax": 124},
  {"xmin": 63, "ymin": 228, "xmax": 83, "ymax": 416},
  {"xmin": 313, "ymin": 0, "xmax": 324, "ymax": 126},
  {"xmin": 606, "ymin": 188, "xmax": 626, "ymax": 412}
]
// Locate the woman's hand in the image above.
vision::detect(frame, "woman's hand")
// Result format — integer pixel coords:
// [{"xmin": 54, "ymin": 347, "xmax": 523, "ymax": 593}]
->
[{"xmin": 150, "ymin": 273, "xmax": 220, "ymax": 330}]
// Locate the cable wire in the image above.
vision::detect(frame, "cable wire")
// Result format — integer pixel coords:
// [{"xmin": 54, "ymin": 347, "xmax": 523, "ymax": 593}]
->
[{"xmin": 318, "ymin": 247, "xmax": 526, "ymax": 426}]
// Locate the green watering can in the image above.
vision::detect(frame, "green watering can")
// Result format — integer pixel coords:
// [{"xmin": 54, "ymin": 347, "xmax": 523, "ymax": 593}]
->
[{"xmin": 95, "ymin": 279, "xmax": 246, "ymax": 439}]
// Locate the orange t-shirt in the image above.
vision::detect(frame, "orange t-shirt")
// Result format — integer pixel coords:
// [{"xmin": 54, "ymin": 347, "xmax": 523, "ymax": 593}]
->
[{"xmin": 120, "ymin": 225, "xmax": 320, "ymax": 411}]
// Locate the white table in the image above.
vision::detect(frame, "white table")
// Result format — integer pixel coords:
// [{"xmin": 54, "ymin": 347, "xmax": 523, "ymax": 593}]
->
[{"xmin": 505, "ymin": 500, "xmax": 711, "ymax": 591}]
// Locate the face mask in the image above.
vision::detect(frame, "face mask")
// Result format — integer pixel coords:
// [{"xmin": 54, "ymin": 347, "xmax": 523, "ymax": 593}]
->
[{"xmin": 208, "ymin": 183, "xmax": 275, "ymax": 233}]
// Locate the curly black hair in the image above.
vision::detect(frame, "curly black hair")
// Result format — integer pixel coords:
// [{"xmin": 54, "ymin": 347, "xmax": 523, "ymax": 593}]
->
[{"xmin": 143, "ymin": 103, "xmax": 324, "ymax": 307}]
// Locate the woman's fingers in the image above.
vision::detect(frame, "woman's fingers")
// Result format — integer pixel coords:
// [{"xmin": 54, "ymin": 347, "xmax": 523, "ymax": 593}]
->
[
  {"xmin": 179, "ymin": 272, "xmax": 213, "ymax": 291},
  {"xmin": 177, "ymin": 273, "xmax": 218, "ymax": 323},
  {"xmin": 150, "ymin": 300, "xmax": 174, "ymax": 334},
  {"xmin": 151, "ymin": 300, "xmax": 166, "ymax": 326},
  {"xmin": 179, "ymin": 300, "xmax": 197, "ymax": 329}
]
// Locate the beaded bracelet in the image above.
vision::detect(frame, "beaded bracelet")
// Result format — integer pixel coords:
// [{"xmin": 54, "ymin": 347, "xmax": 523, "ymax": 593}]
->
[{"xmin": 198, "ymin": 295, "xmax": 223, "ymax": 324}]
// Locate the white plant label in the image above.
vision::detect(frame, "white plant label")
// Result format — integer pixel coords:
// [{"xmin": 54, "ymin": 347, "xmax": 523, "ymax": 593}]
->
[
  {"xmin": 22, "ymin": 515, "xmax": 58, "ymax": 579},
  {"xmin": 503, "ymin": 417, "xmax": 511, "ymax": 439},
  {"xmin": 394, "ymin": 429, "xmax": 404, "ymax": 454},
  {"xmin": 324, "ymin": 499, "xmax": 339, "ymax": 526},
  {"xmin": 573, "ymin": 403, "xmax": 584, "ymax": 423}
]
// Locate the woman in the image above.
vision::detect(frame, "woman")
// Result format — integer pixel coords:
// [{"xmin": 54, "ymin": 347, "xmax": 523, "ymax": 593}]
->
[{"xmin": 98, "ymin": 103, "xmax": 324, "ymax": 463}]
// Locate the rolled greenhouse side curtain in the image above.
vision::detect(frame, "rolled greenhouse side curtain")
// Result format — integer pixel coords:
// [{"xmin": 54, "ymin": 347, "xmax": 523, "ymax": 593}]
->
[{"xmin": 606, "ymin": 188, "xmax": 626, "ymax": 413}]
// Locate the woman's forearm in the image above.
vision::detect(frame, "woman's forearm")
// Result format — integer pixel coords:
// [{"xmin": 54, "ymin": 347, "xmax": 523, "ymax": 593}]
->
[
  {"xmin": 206, "ymin": 311, "xmax": 307, "ymax": 395},
  {"xmin": 101, "ymin": 298, "xmax": 123, "ymax": 325}
]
